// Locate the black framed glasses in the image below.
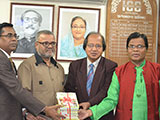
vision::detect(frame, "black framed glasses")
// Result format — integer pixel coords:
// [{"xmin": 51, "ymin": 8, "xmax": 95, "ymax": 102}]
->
[
  {"xmin": 0, "ymin": 33, "xmax": 19, "ymax": 39},
  {"xmin": 38, "ymin": 41, "xmax": 56, "ymax": 47},
  {"xmin": 23, "ymin": 17, "xmax": 39, "ymax": 24}
]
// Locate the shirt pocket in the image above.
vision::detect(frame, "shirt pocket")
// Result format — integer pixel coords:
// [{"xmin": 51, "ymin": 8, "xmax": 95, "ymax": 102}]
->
[{"xmin": 33, "ymin": 79, "xmax": 49, "ymax": 92}]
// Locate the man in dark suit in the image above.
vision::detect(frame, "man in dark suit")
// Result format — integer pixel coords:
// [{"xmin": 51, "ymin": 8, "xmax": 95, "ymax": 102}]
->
[
  {"xmin": 64, "ymin": 32, "xmax": 117, "ymax": 120},
  {"xmin": 0, "ymin": 22, "xmax": 65, "ymax": 120}
]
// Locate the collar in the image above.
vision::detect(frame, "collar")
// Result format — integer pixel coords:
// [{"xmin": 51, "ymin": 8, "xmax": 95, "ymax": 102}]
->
[
  {"xmin": 24, "ymin": 36, "xmax": 35, "ymax": 40},
  {"xmin": 135, "ymin": 59, "xmax": 146, "ymax": 69},
  {"xmin": 35, "ymin": 52, "xmax": 58, "ymax": 68},
  {"xmin": 87, "ymin": 56, "xmax": 101, "ymax": 68},
  {"xmin": 0, "ymin": 48, "xmax": 10, "ymax": 58},
  {"xmin": 19, "ymin": 37, "xmax": 36, "ymax": 43},
  {"xmin": 129, "ymin": 59, "xmax": 146, "ymax": 69}
]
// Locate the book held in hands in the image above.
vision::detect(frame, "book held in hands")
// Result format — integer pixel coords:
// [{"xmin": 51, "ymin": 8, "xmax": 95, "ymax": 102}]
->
[{"xmin": 56, "ymin": 92, "xmax": 79, "ymax": 120}]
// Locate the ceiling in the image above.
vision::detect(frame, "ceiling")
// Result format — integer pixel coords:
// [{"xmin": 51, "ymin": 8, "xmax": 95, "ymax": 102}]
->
[
  {"xmin": 11, "ymin": 0, "xmax": 107, "ymax": 5},
  {"xmin": 49, "ymin": 0, "xmax": 107, "ymax": 5}
]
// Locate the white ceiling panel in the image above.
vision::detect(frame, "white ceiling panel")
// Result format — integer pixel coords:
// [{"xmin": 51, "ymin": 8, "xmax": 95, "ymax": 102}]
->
[{"xmin": 10, "ymin": 0, "xmax": 107, "ymax": 5}]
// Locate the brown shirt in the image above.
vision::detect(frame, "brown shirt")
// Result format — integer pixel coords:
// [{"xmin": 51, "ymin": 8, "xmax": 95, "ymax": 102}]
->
[{"xmin": 18, "ymin": 53, "xmax": 65, "ymax": 106}]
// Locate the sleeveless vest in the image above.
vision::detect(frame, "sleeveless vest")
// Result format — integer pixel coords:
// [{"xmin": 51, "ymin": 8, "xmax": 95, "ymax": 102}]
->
[{"xmin": 115, "ymin": 61, "xmax": 160, "ymax": 120}]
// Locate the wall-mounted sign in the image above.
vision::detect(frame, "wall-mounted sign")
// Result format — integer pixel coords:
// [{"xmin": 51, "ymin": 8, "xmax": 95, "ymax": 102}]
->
[{"xmin": 105, "ymin": 0, "xmax": 157, "ymax": 65}]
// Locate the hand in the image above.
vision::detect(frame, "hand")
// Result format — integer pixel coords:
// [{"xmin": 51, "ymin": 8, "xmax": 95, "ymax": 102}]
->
[
  {"xmin": 78, "ymin": 109, "xmax": 93, "ymax": 120},
  {"xmin": 26, "ymin": 114, "xmax": 46, "ymax": 120},
  {"xmin": 22, "ymin": 109, "xmax": 39, "ymax": 120},
  {"xmin": 36, "ymin": 115, "xmax": 46, "ymax": 120},
  {"xmin": 79, "ymin": 102, "xmax": 91, "ymax": 110},
  {"xmin": 26, "ymin": 112, "xmax": 39, "ymax": 120},
  {"xmin": 44, "ymin": 105, "xmax": 65, "ymax": 120}
]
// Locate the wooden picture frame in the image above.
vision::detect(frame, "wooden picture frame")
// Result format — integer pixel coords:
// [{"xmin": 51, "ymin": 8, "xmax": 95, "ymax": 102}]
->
[
  {"xmin": 56, "ymin": 6, "xmax": 101, "ymax": 61},
  {"xmin": 158, "ymin": 1, "xmax": 160, "ymax": 63},
  {"xmin": 10, "ymin": 3, "xmax": 54, "ymax": 59}
]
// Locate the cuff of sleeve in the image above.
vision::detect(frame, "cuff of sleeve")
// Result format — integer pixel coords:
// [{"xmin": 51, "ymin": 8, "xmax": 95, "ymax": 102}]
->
[
  {"xmin": 40, "ymin": 107, "xmax": 46, "ymax": 116},
  {"xmin": 89, "ymin": 105, "xmax": 97, "ymax": 120},
  {"xmin": 22, "ymin": 108, "xmax": 26, "ymax": 112}
]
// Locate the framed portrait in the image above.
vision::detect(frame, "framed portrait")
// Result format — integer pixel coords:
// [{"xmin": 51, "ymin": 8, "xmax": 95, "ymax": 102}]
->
[
  {"xmin": 56, "ymin": 6, "xmax": 101, "ymax": 61},
  {"xmin": 10, "ymin": 3, "xmax": 54, "ymax": 59}
]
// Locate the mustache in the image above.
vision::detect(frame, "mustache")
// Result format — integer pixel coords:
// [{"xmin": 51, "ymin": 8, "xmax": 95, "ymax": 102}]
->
[
  {"xmin": 25, "ymin": 25, "xmax": 35, "ymax": 30},
  {"xmin": 46, "ymin": 48, "xmax": 54, "ymax": 52}
]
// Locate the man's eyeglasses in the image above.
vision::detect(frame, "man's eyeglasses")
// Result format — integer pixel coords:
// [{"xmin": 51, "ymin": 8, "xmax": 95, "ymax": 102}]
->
[
  {"xmin": 87, "ymin": 44, "xmax": 102, "ymax": 49},
  {"xmin": 128, "ymin": 45, "xmax": 146, "ymax": 49},
  {"xmin": 38, "ymin": 41, "xmax": 56, "ymax": 47},
  {"xmin": 0, "ymin": 33, "xmax": 19, "ymax": 39},
  {"xmin": 23, "ymin": 17, "xmax": 39, "ymax": 24}
]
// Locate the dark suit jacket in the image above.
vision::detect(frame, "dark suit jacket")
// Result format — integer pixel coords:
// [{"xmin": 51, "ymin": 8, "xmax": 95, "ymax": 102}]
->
[
  {"xmin": 15, "ymin": 37, "xmax": 36, "ymax": 53},
  {"xmin": 65, "ymin": 57, "xmax": 117, "ymax": 120},
  {"xmin": 0, "ymin": 50, "xmax": 45, "ymax": 120}
]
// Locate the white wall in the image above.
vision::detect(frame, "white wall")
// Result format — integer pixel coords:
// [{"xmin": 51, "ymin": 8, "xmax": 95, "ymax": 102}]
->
[
  {"xmin": 0, "ymin": 0, "xmax": 159, "ymax": 74},
  {"xmin": 0, "ymin": 0, "xmax": 10, "ymax": 22}
]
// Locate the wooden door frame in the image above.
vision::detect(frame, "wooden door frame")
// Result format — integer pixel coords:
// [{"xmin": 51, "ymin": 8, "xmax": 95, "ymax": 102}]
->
[{"xmin": 158, "ymin": 1, "xmax": 160, "ymax": 63}]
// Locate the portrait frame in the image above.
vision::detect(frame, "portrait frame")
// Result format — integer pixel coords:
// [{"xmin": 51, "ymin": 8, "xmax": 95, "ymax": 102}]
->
[
  {"xmin": 56, "ymin": 6, "xmax": 101, "ymax": 61},
  {"xmin": 10, "ymin": 3, "xmax": 54, "ymax": 59}
]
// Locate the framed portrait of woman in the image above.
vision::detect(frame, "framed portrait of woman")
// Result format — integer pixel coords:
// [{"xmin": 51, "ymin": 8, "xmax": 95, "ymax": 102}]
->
[
  {"xmin": 56, "ymin": 6, "xmax": 101, "ymax": 61},
  {"xmin": 10, "ymin": 3, "xmax": 54, "ymax": 59}
]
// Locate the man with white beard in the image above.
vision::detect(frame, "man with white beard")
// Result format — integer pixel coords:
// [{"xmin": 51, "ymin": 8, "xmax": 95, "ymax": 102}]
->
[{"xmin": 18, "ymin": 30, "xmax": 65, "ymax": 120}]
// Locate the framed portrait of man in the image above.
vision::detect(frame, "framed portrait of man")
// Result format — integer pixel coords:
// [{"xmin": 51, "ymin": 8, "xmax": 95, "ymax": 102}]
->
[
  {"xmin": 56, "ymin": 6, "xmax": 101, "ymax": 61},
  {"xmin": 10, "ymin": 3, "xmax": 54, "ymax": 59}
]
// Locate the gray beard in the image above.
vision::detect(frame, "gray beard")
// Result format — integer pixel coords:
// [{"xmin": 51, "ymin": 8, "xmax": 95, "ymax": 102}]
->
[{"xmin": 37, "ymin": 51, "xmax": 54, "ymax": 58}]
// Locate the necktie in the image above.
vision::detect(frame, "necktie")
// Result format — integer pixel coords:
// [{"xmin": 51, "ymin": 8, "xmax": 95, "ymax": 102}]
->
[
  {"xmin": 9, "ymin": 58, "xmax": 14, "ymax": 68},
  {"xmin": 9, "ymin": 58, "xmax": 17, "ymax": 74},
  {"xmin": 86, "ymin": 64, "xmax": 94, "ymax": 96}
]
